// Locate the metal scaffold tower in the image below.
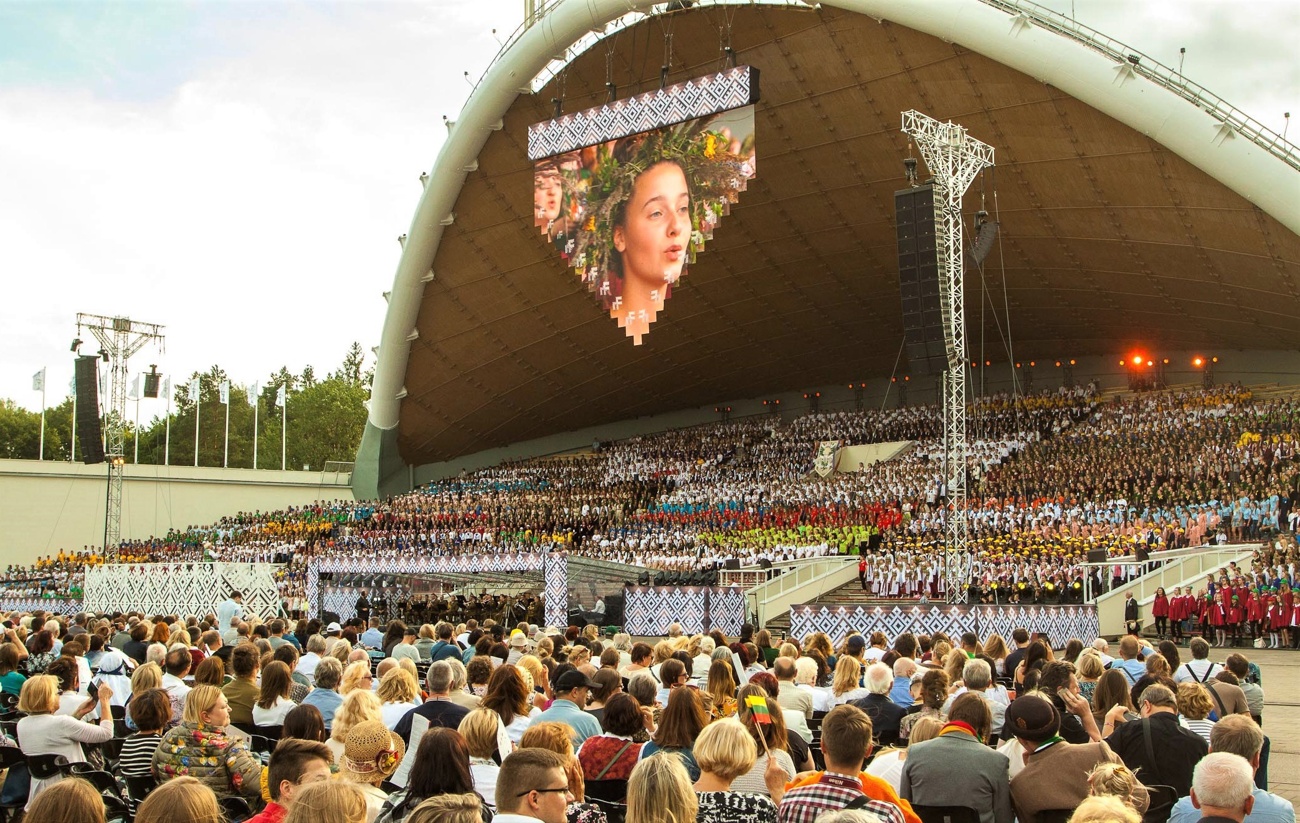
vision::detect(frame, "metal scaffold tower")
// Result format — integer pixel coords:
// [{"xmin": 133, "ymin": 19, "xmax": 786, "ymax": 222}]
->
[
  {"xmin": 900, "ymin": 111, "xmax": 995, "ymax": 603},
  {"xmin": 77, "ymin": 314, "xmax": 165, "ymax": 552}
]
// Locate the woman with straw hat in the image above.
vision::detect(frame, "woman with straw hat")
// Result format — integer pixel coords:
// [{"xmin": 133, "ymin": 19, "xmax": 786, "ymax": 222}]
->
[{"xmin": 339, "ymin": 719, "xmax": 406, "ymax": 823}]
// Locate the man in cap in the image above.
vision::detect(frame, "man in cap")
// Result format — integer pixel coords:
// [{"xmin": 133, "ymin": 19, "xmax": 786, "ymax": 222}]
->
[
  {"xmin": 1007, "ymin": 693, "xmax": 1136, "ymax": 823},
  {"xmin": 530, "ymin": 669, "xmax": 602, "ymax": 745}
]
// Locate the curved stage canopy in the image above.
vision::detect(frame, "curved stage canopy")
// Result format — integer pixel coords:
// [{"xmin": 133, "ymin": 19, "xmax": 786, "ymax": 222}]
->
[{"xmin": 354, "ymin": 0, "xmax": 1300, "ymax": 499}]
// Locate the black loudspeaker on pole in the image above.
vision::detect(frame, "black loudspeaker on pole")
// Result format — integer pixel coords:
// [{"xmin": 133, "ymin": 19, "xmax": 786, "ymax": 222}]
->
[
  {"xmin": 895, "ymin": 184, "xmax": 945, "ymax": 376},
  {"xmin": 74, "ymin": 355, "xmax": 105, "ymax": 465}
]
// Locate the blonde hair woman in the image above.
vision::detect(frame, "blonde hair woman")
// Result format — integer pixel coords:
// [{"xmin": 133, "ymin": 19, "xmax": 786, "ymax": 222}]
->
[
  {"xmin": 285, "ymin": 781, "xmax": 370, "ymax": 823},
  {"xmin": 133, "ymin": 776, "xmax": 222, "ymax": 823},
  {"xmin": 329, "ymin": 688, "xmax": 383, "ymax": 764},
  {"xmin": 626, "ymin": 754, "xmax": 697, "ymax": 823},
  {"xmin": 17, "ymin": 675, "xmax": 114, "ymax": 805},
  {"xmin": 406, "ymin": 793, "xmax": 486, "ymax": 823},
  {"xmin": 130, "ymin": 661, "xmax": 163, "ymax": 696},
  {"xmin": 1086, "ymin": 761, "xmax": 1150, "ymax": 814},
  {"xmin": 22, "ymin": 776, "xmax": 106, "ymax": 823},
  {"xmin": 459, "ymin": 709, "xmax": 503, "ymax": 805},
  {"xmin": 693, "ymin": 715, "xmax": 785, "ymax": 820},
  {"xmin": 705, "ymin": 660, "xmax": 737, "ymax": 720},
  {"xmin": 378, "ymin": 669, "xmax": 422, "ymax": 730},
  {"xmin": 340, "ymin": 660, "xmax": 375, "ymax": 697},
  {"xmin": 1069, "ymin": 795, "xmax": 1141, "ymax": 823},
  {"xmin": 153, "ymin": 686, "xmax": 262, "ymax": 801},
  {"xmin": 831, "ymin": 656, "xmax": 868, "ymax": 704}
]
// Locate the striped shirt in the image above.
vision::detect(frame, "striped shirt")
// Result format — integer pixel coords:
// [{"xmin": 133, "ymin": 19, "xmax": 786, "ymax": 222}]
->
[
  {"xmin": 778, "ymin": 772, "xmax": 906, "ymax": 823},
  {"xmin": 118, "ymin": 732, "xmax": 163, "ymax": 776}
]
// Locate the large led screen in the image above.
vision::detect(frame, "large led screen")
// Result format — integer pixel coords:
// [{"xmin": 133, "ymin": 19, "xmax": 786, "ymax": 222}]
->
[{"xmin": 529, "ymin": 67, "xmax": 759, "ymax": 345}]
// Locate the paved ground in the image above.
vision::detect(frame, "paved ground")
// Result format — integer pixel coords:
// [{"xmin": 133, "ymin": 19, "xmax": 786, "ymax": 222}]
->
[{"xmin": 1246, "ymin": 648, "xmax": 1300, "ymax": 805}]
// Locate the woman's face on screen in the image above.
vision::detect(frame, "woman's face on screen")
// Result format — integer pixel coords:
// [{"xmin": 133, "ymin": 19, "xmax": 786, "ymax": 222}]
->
[{"xmin": 614, "ymin": 161, "xmax": 689, "ymax": 290}]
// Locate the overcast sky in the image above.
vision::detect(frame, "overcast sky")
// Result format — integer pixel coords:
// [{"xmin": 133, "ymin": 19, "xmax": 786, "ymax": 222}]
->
[{"xmin": 1, "ymin": 0, "xmax": 1295, "ymax": 419}]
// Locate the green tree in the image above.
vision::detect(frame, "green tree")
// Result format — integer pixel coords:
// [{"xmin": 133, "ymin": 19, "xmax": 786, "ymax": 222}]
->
[{"xmin": 0, "ymin": 399, "xmax": 71, "ymax": 460}]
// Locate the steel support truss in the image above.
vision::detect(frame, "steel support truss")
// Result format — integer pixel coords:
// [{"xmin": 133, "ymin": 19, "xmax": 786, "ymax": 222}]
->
[
  {"xmin": 78, "ymin": 314, "xmax": 165, "ymax": 552},
  {"xmin": 900, "ymin": 111, "xmax": 995, "ymax": 603}
]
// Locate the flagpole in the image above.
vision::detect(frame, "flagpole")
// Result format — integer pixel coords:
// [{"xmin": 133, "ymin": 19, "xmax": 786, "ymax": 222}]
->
[
  {"xmin": 133, "ymin": 381, "xmax": 140, "ymax": 464},
  {"xmin": 194, "ymin": 380, "xmax": 201, "ymax": 467},
  {"xmin": 253, "ymin": 390, "xmax": 259, "ymax": 470},
  {"xmin": 164, "ymin": 379, "xmax": 171, "ymax": 466},
  {"xmin": 38, "ymin": 369, "xmax": 46, "ymax": 461},
  {"xmin": 281, "ymin": 393, "xmax": 286, "ymax": 471},
  {"xmin": 223, "ymin": 391, "xmax": 230, "ymax": 468}
]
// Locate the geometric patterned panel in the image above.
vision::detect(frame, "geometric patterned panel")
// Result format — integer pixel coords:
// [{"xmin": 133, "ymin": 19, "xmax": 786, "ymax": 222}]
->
[
  {"xmin": 84, "ymin": 563, "xmax": 281, "ymax": 619},
  {"xmin": 789, "ymin": 603, "xmax": 1099, "ymax": 647},
  {"xmin": 707, "ymin": 587, "xmax": 748, "ymax": 637},
  {"xmin": 527, "ymin": 65, "xmax": 759, "ymax": 160},
  {"xmin": 544, "ymin": 554, "xmax": 568, "ymax": 629},
  {"xmin": 621, "ymin": 585, "xmax": 758, "ymax": 636},
  {"xmin": 0, "ymin": 598, "xmax": 83, "ymax": 616}
]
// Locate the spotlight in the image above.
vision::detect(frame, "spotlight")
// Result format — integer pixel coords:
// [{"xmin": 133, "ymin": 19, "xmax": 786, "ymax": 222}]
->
[
  {"xmin": 1119, "ymin": 360, "xmax": 1126, "ymax": 367},
  {"xmin": 1146, "ymin": 360, "xmax": 1153, "ymax": 367},
  {"xmin": 1193, "ymin": 357, "xmax": 1204, "ymax": 367},
  {"xmin": 1212, "ymin": 357, "xmax": 1219, "ymax": 364},
  {"xmin": 1055, "ymin": 361, "xmax": 1062, "ymax": 368},
  {"xmin": 1029, "ymin": 361, "xmax": 1035, "ymax": 367},
  {"xmin": 1069, "ymin": 359, "xmax": 1076, "ymax": 366},
  {"xmin": 70, "ymin": 338, "xmax": 83, "ymax": 353}
]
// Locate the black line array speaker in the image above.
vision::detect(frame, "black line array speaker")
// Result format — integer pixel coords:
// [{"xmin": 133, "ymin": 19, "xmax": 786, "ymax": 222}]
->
[
  {"xmin": 1086, "ymin": 548, "xmax": 1107, "ymax": 564},
  {"xmin": 74, "ymin": 355, "xmax": 105, "ymax": 465},
  {"xmin": 602, "ymin": 593, "xmax": 625, "ymax": 627},
  {"xmin": 896, "ymin": 184, "xmax": 946, "ymax": 376},
  {"xmin": 143, "ymin": 372, "xmax": 161, "ymax": 399}
]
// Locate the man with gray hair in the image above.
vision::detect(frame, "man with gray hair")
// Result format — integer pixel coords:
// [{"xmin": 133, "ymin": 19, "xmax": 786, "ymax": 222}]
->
[
  {"xmin": 392, "ymin": 660, "xmax": 470, "ymax": 748},
  {"xmin": 942, "ymin": 658, "xmax": 1007, "ymax": 737},
  {"xmin": 1190, "ymin": 753, "xmax": 1258, "ymax": 823},
  {"xmin": 693, "ymin": 636, "xmax": 716, "ymax": 679},
  {"xmin": 774, "ymin": 656, "xmax": 814, "ymax": 719},
  {"xmin": 446, "ymin": 658, "xmax": 481, "ymax": 711},
  {"xmin": 297, "ymin": 633, "xmax": 326, "ymax": 681},
  {"xmin": 1169, "ymin": 715, "xmax": 1293, "ymax": 823},
  {"xmin": 849, "ymin": 662, "xmax": 907, "ymax": 747},
  {"xmin": 890, "ymin": 658, "xmax": 918, "ymax": 707}
]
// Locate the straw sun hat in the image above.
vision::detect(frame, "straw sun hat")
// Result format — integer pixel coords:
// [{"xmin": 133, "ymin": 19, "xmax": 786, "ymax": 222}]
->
[{"xmin": 340, "ymin": 720, "xmax": 405, "ymax": 783}]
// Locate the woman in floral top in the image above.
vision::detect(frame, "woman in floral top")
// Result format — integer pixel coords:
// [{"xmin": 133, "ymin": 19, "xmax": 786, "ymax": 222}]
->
[{"xmin": 152, "ymin": 685, "xmax": 263, "ymax": 802}]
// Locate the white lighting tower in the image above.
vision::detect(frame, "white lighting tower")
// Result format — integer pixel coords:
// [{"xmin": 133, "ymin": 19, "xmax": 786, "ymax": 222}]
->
[
  {"xmin": 77, "ymin": 314, "xmax": 165, "ymax": 552},
  {"xmin": 900, "ymin": 110, "xmax": 995, "ymax": 603}
]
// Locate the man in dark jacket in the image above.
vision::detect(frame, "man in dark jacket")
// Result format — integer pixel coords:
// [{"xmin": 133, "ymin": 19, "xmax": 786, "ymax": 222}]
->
[
  {"xmin": 850, "ymin": 662, "xmax": 907, "ymax": 748},
  {"xmin": 1106, "ymin": 683, "xmax": 1208, "ymax": 797}
]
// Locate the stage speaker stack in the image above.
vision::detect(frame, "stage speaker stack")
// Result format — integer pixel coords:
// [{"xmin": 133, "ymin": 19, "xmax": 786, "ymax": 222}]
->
[
  {"xmin": 1086, "ymin": 548, "xmax": 1107, "ymax": 564},
  {"xmin": 74, "ymin": 355, "xmax": 105, "ymax": 465},
  {"xmin": 603, "ymin": 593, "xmax": 625, "ymax": 626},
  {"xmin": 896, "ymin": 184, "xmax": 945, "ymax": 376},
  {"xmin": 143, "ymin": 371, "xmax": 161, "ymax": 399}
]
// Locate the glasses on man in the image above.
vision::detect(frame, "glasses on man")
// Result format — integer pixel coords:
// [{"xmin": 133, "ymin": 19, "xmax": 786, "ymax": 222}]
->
[{"xmin": 516, "ymin": 786, "xmax": 573, "ymax": 798}]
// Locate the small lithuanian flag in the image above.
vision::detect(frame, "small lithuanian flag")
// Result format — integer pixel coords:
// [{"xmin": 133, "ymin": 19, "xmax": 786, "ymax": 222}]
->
[{"xmin": 745, "ymin": 694, "xmax": 771, "ymax": 725}]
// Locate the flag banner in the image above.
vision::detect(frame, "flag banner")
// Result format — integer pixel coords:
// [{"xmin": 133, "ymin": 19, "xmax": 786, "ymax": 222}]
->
[
  {"xmin": 32, "ymin": 368, "xmax": 45, "ymax": 392},
  {"xmin": 70, "ymin": 375, "xmax": 77, "ymax": 392},
  {"xmin": 275, "ymin": 385, "xmax": 286, "ymax": 407},
  {"xmin": 219, "ymin": 381, "xmax": 230, "ymax": 405},
  {"xmin": 163, "ymin": 377, "xmax": 171, "ymax": 401},
  {"xmin": 129, "ymin": 374, "xmax": 140, "ymax": 401},
  {"xmin": 99, "ymin": 372, "xmax": 108, "ymax": 397},
  {"xmin": 189, "ymin": 378, "xmax": 201, "ymax": 401},
  {"xmin": 249, "ymin": 382, "xmax": 259, "ymax": 406}
]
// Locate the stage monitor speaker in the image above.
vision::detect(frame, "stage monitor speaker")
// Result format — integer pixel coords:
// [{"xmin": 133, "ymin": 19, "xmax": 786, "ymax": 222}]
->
[
  {"xmin": 603, "ymin": 593, "xmax": 625, "ymax": 626},
  {"xmin": 74, "ymin": 355, "xmax": 105, "ymax": 465},
  {"xmin": 896, "ymin": 184, "xmax": 945, "ymax": 376},
  {"xmin": 1086, "ymin": 548, "xmax": 1107, "ymax": 564},
  {"xmin": 143, "ymin": 372, "xmax": 161, "ymax": 399},
  {"xmin": 724, "ymin": 558, "xmax": 741, "ymax": 571}
]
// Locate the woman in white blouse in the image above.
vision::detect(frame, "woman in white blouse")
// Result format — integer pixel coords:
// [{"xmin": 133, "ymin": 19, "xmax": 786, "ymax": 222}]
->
[
  {"xmin": 377, "ymin": 668, "xmax": 422, "ymax": 730},
  {"xmin": 252, "ymin": 661, "xmax": 296, "ymax": 727},
  {"xmin": 17, "ymin": 675, "xmax": 114, "ymax": 805}
]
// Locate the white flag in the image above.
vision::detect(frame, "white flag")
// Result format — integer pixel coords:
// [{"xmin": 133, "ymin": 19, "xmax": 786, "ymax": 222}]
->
[
  {"xmin": 32, "ymin": 368, "xmax": 45, "ymax": 392},
  {"xmin": 162, "ymin": 377, "xmax": 172, "ymax": 402},
  {"xmin": 99, "ymin": 371, "xmax": 108, "ymax": 398},
  {"xmin": 190, "ymin": 377, "xmax": 200, "ymax": 401},
  {"xmin": 275, "ymin": 385, "xmax": 286, "ymax": 407},
  {"xmin": 249, "ymin": 382, "xmax": 260, "ymax": 406},
  {"xmin": 219, "ymin": 381, "xmax": 230, "ymax": 405},
  {"xmin": 128, "ymin": 374, "xmax": 140, "ymax": 401},
  {"xmin": 69, "ymin": 375, "xmax": 76, "ymax": 392}
]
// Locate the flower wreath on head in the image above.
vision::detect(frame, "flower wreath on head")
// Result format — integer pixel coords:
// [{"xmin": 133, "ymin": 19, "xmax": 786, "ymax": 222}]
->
[{"xmin": 562, "ymin": 115, "xmax": 754, "ymax": 311}]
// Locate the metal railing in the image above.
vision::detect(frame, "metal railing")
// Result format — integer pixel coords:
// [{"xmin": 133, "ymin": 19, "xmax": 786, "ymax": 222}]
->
[
  {"xmin": 976, "ymin": 0, "xmax": 1298, "ymax": 172},
  {"xmin": 747, "ymin": 556, "xmax": 859, "ymax": 626},
  {"xmin": 1095, "ymin": 544, "xmax": 1256, "ymax": 636}
]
